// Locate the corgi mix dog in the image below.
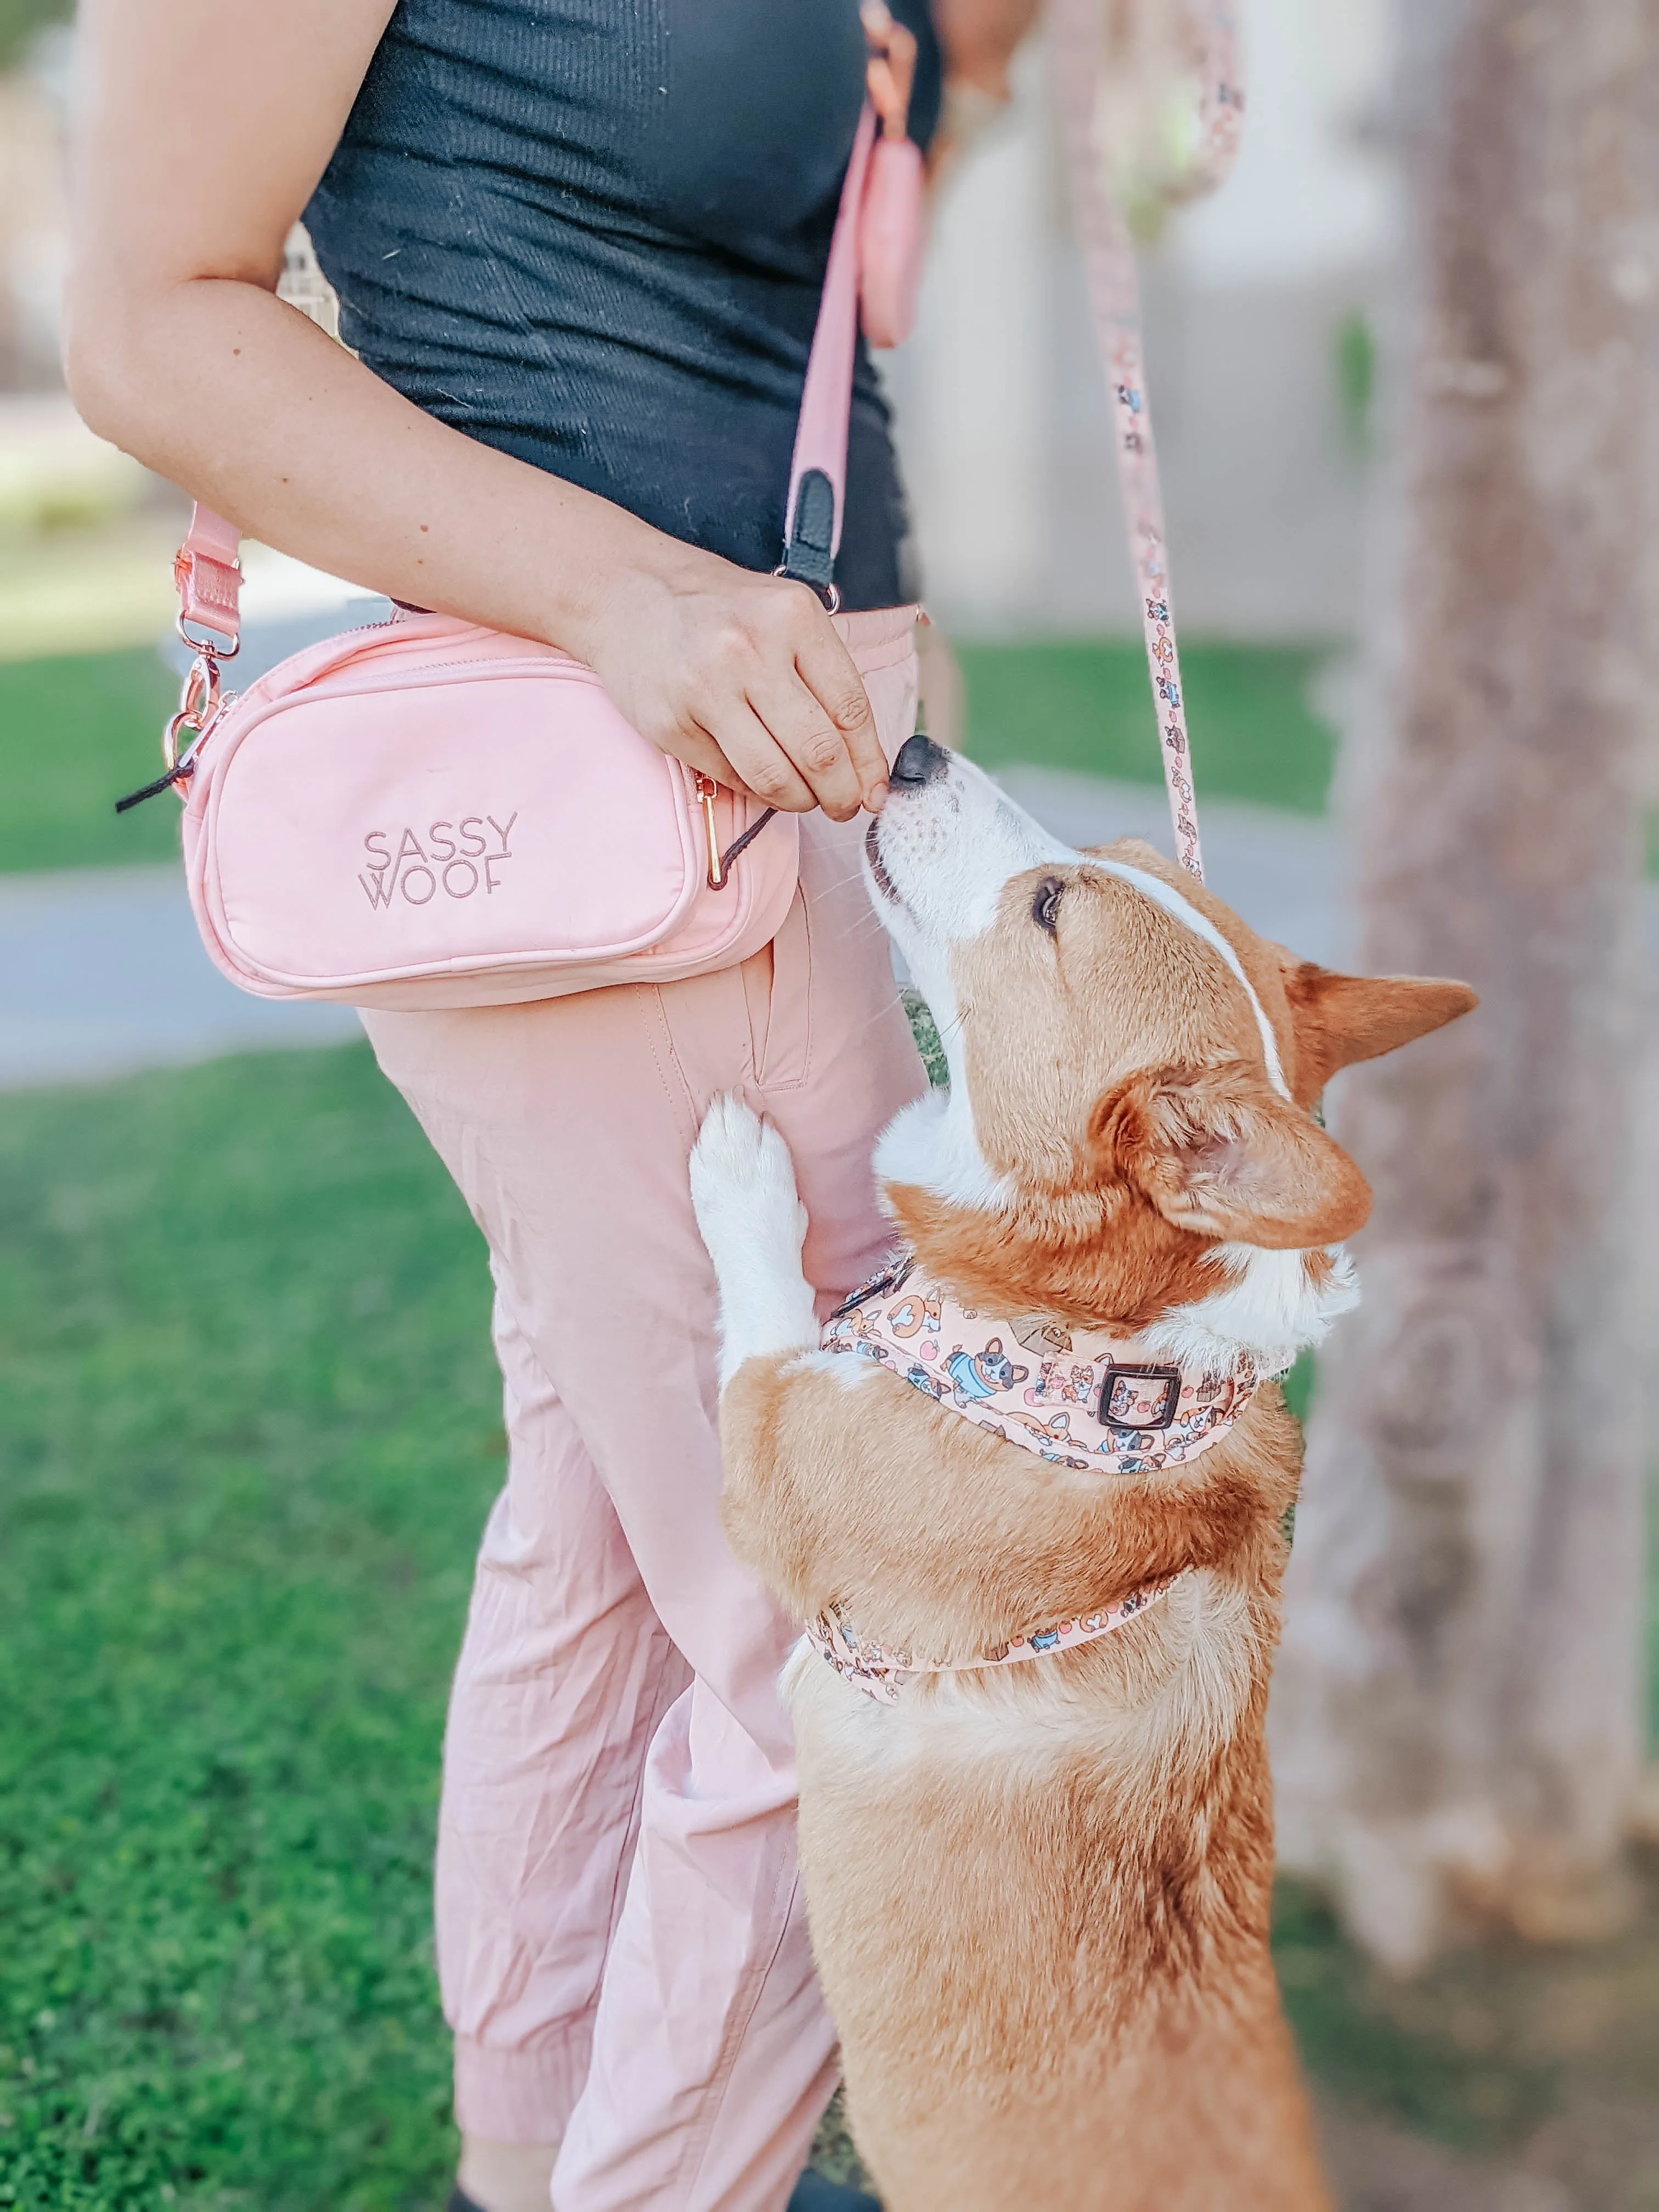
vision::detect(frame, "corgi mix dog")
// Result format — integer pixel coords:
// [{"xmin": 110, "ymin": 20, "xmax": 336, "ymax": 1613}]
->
[{"xmin": 689, "ymin": 737, "xmax": 1475, "ymax": 2211}]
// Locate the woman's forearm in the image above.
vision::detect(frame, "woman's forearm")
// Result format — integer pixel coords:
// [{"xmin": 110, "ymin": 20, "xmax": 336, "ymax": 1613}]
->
[
  {"xmin": 66, "ymin": 272, "xmax": 662, "ymax": 665},
  {"xmin": 66, "ymin": 264, "xmax": 889, "ymax": 815}
]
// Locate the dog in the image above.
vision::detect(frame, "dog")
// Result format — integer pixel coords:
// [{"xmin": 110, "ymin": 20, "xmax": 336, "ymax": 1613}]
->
[{"xmin": 689, "ymin": 737, "xmax": 1475, "ymax": 2211}]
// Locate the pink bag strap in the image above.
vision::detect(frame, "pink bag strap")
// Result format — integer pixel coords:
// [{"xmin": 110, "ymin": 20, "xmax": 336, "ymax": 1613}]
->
[
  {"xmin": 777, "ymin": 101, "xmax": 879, "ymax": 604},
  {"xmin": 173, "ymin": 503, "xmax": 244, "ymax": 654},
  {"xmin": 173, "ymin": 99, "xmax": 895, "ymax": 648},
  {"xmin": 1050, "ymin": 0, "xmax": 1244, "ymax": 881}
]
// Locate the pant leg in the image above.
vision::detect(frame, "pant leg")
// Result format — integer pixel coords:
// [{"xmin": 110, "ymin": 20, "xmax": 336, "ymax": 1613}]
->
[
  {"xmin": 438, "ymin": 1286, "xmax": 691, "ymax": 2143},
  {"xmin": 364, "ymin": 798, "xmax": 926, "ymax": 2207}
]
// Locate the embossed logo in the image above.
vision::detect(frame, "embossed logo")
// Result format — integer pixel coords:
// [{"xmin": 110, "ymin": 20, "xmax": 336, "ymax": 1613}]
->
[{"xmin": 359, "ymin": 815, "xmax": 517, "ymax": 909}]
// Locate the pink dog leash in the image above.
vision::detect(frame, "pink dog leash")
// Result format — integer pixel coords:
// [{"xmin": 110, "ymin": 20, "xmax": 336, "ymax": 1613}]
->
[{"xmin": 1051, "ymin": 0, "xmax": 1245, "ymax": 881}]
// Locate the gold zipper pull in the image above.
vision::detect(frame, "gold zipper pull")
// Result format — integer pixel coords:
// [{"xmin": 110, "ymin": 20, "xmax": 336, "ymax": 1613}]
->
[{"xmin": 694, "ymin": 773, "xmax": 727, "ymax": 889}]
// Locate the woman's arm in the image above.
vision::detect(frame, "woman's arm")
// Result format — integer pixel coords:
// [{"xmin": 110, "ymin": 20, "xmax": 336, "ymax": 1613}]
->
[
  {"xmin": 934, "ymin": 0, "xmax": 1042, "ymax": 96},
  {"xmin": 64, "ymin": 0, "xmax": 888, "ymax": 822}
]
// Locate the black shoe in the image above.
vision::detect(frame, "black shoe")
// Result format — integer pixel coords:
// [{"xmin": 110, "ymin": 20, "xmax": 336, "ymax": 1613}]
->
[
  {"xmin": 789, "ymin": 2175, "xmax": 882, "ymax": 2212},
  {"xmin": 450, "ymin": 2166, "xmax": 876, "ymax": 2212}
]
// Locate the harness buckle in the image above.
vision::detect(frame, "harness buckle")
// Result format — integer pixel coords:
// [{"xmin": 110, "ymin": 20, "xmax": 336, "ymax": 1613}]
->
[{"xmin": 1097, "ymin": 1363, "xmax": 1183, "ymax": 1433}]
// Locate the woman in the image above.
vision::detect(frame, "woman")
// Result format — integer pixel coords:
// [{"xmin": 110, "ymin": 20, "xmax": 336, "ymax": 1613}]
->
[{"xmin": 66, "ymin": 3, "xmax": 1032, "ymax": 2206}]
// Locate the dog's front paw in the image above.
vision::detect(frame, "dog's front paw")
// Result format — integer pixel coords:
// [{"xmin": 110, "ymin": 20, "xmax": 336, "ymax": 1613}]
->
[
  {"xmin": 691, "ymin": 1096, "xmax": 809, "ymax": 1266},
  {"xmin": 691, "ymin": 1097, "xmax": 817, "ymax": 1388}
]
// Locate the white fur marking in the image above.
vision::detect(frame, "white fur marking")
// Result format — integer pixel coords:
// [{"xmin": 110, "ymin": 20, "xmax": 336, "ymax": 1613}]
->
[
  {"xmin": 872, "ymin": 1085, "xmax": 1014, "ymax": 1214},
  {"xmin": 1143, "ymin": 1243, "xmax": 1359, "ymax": 1369},
  {"xmin": 1086, "ymin": 858, "xmax": 1290, "ymax": 1098},
  {"xmin": 689, "ymin": 1097, "xmax": 819, "ymax": 1390}
]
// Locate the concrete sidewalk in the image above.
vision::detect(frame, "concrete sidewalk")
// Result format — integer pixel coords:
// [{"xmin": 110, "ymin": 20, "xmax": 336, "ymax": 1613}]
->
[{"xmin": 0, "ymin": 865, "xmax": 359, "ymax": 1089}]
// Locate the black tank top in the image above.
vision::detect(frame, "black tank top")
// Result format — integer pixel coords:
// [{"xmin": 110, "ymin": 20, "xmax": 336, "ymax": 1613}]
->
[{"xmin": 304, "ymin": 0, "xmax": 940, "ymax": 611}]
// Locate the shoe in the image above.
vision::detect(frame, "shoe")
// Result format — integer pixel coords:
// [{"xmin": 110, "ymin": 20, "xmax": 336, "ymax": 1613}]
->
[
  {"xmin": 789, "ymin": 2175, "xmax": 882, "ymax": 2212},
  {"xmin": 446, "ymin": 2192, "xmax": 488, "ymax": 2212}
]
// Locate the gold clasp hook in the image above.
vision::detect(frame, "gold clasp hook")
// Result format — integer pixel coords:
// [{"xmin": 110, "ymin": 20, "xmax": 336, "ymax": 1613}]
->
[
  {"xmin": 694, "ymin": 774, "xmax": 728, "ymax": 890},
  {"xmin": 161, "ymin": 650, "xmax": 228, "ymax": 782}
]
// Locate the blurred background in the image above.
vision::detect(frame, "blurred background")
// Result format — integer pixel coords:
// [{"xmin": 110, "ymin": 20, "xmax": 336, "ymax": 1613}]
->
[{"xmin": 1, "ymin": 1, "xmax": 1655, "ymax": 2207}]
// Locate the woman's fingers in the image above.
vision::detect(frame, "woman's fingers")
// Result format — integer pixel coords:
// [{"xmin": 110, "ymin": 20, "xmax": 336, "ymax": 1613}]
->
[
  {"xmin": 788, "ymin": 611, "xmax": 889, "ymax": 811},
  {"xmin": 742, "ymin": 669, "xmax": 872, "ymax": 822},
  {"xmin": 662, "ymin": 724, "xmax": 748, "ymax": 800},
  {"xmin": 698, "ymin": 702, "xmax": 818, "ymax": 815},
  {"xmin": 583, "ymin": 549, "xmax": 891, "ymax": 817}
]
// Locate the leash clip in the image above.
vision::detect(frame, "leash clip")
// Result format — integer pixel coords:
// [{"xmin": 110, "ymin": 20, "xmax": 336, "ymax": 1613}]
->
[{"xmin": 117, "ymin": 650, "xmax": 233, "ymax": 813}]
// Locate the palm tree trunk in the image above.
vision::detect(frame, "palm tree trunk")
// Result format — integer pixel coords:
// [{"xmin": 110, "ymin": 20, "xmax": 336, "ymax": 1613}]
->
[{"xmin": 1268, "ymin": 0, "xmax": 1655, "ymax": 1972}]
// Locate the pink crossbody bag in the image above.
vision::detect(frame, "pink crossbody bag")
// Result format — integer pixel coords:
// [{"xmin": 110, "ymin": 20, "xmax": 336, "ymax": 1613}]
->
[{"xmin": 129, "ymin": 104, "xmax": 925, "ymax": 1012}]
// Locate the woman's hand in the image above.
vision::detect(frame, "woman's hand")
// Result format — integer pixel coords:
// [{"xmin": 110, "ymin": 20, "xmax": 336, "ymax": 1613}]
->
[{"xmin": 575, "ymin": 539, "xmax": 890, "ymax": 822}]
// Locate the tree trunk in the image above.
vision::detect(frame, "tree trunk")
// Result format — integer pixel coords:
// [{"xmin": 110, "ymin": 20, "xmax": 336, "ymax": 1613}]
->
[{"xmin": 1269, "ymin": 0, "xmax": 1655, "ymax": 1973}]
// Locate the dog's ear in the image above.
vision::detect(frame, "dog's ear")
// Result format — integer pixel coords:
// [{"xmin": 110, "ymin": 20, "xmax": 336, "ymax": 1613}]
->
[
  {"xmin": 1092, "ymin": 1059, "xmax": 1372, "ymax": 1249},
  {"xmin": 1279, "ymin": 962, "xmax": 1477, "ymax": 1105}
]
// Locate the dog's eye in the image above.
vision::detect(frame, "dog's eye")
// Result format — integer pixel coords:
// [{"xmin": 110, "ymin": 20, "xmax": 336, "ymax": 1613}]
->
[{"xmin": 1032, "ymin": 876, "xmax": 1065, "ymax": 935}]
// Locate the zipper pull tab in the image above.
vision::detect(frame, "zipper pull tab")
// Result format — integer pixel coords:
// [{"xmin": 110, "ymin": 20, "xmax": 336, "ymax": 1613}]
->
[{"xmin": 695, "ymin": 773, "xmax": 728, "ymax": 890}]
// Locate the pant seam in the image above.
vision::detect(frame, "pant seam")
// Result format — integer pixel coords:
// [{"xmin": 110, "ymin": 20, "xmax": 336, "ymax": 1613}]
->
[
  {"xmin": 640, "ymin": 982, "xmax": 699, "ymax": 1148},
  {"xmin": 496, "ymin": 1288, "xmax": 686, "ymax": 2022},
  {"xmin": 673, "ymin": 1862, "xmax": 805, "ymax": 2208}
]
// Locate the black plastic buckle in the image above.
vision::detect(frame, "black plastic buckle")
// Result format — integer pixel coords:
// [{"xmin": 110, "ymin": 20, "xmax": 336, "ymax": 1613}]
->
[{"xmin": 1097, "ymin": 1363, "xmax": 1183, "ymax": 1432}]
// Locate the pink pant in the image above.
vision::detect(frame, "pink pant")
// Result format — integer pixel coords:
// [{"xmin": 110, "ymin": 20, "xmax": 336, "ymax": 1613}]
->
[{"xmin": 359, "ymin": 611, "xmax": 925, "ymax": 2211}]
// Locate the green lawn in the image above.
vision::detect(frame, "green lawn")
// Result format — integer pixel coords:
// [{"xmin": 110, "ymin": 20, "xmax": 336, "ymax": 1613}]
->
[
  {"xmin": 0, "ymin": 649, "xmax": 179, "ymax": 874},
  {"xmin": 956, "ymin": 638, "xmax": 1338, "ymax": 815},
  {"xmin": 4, "ymin": 1044, "xmax": 1655, "ymax": 2208},
  {"xmin": 0, "ymin": 640, "xmax": 1338, "ymax": 881},
  {"xmin": 0, "ymin": 1048, "xmax": 500, "ymax": 2211}
]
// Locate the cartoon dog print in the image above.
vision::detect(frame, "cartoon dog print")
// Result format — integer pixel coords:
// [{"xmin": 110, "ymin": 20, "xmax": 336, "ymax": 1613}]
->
[
  {"xmin": 991, "ymin": 1407, "xmax": 1091, "ymax": 1470},
  {"xmin": 887, "ymin": 1290, "xmax": 941, "ymax": 1340},
  {"xmin": 831, "ymin": 1302, "xmax": 895, "ymax": 1367},
  {"xmin": 944, "ymin": 1339, "xmax": 1029, "ymax": 1408},
  {"xmin": 902, "ymin": 1362, "xmax": 949, "ymax": 1403},
  {"xmin": 1025, "ymin": 1359, "xmax": 1096, "ymax": 1410}
]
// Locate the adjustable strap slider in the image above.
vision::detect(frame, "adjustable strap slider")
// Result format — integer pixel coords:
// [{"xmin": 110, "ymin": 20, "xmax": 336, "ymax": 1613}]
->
[{"xmin": 778, "ymin": 467, "xmax": 839, "ymax": 606}]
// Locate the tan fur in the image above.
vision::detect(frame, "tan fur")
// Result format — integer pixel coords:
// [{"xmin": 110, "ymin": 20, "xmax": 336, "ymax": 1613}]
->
[{"xmin": 714, "ymin": 835, "xmax": 1475, "ymax": 2210}]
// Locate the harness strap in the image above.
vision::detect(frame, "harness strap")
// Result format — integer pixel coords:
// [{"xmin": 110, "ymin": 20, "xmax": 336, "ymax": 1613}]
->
[
  {"xmin": 1051, "ymin": 0, "xmax": 1245, "ymax": 880},
  {"xmin": 808, "ymin": 1576, "xmax": 1177, "ymax": 1705}
]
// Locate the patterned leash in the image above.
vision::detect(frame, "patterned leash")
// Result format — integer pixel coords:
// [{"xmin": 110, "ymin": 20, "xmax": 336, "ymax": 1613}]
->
[{"xmin": 1049, "ymin": 0, "xmax": 1245, "ymax": 881}]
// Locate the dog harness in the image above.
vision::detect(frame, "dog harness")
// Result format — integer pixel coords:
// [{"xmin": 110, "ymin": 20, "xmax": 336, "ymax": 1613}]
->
[
  {"xmin": 805, "ymin": 1580, "xmax": 1177, "ymax": 1706},
  {"xmin": 821, "ymin": 1255, "xmax": 1277, "ymax": 1475},
  {"xmin": 807, "ymin": 1254, "xmax": 1279, "ymax": 1702}
]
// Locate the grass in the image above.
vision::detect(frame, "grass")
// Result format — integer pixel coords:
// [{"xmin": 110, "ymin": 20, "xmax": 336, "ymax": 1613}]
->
[
  {"xmin": 0, "ymin": 0, "xmax": 69, "ymax": 69},
  {"xmin": 0, "ymin": 647, "xmax": 180, "ymax": 874},
  {"xmin": 0, "ymin": 1046, "xmax": 501, "ymax": 2210},
  {"xmin": 957, "ymin": 637, "xmax": 1338, "ymax": 815},
  {"xmin": 4, "ymin": 1043, "xmax": 1656, "ymax": 2208},
  {"xmin": 1, "ymin": 638, "xmax": 1340, "ymax": 881}
]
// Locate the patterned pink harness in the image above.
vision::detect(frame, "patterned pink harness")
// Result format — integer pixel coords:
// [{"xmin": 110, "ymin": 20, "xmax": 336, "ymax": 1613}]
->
[{"xmin": 806, "ymin": 1256, "xmax": 1279, "ymax": 1703}]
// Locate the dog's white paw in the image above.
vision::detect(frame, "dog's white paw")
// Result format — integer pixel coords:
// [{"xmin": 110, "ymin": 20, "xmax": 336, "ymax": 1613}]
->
[
  {"xmin": 690, "ymin": 1095, "xmax": 808, "ymax": 1266},
  {"xmin": 690, "ymin": 1096, "xmax": 817, "ymax": 1389}
]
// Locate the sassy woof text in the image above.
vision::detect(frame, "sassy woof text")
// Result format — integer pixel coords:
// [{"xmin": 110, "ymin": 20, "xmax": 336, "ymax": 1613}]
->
[{"xmin": 359, "ymin": 816, "xmax": 518, "ymax": 909}]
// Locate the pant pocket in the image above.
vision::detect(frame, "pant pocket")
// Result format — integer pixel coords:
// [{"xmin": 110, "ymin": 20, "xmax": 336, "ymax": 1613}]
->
[{"xmin": 740, "ymin": 888, "xmax": 813, "ymax": 1093}]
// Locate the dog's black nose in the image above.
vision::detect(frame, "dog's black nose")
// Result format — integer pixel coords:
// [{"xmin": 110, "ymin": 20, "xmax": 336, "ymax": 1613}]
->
[{"xmin": 890, "ymin": 732, "xmax": 950, "ymax": 788}]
